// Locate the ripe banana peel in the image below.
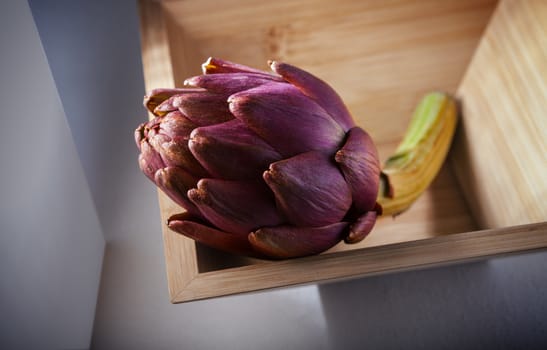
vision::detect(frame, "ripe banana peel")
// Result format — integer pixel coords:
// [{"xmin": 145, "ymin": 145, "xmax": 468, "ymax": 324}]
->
[{"xmin": 378, "ymin": 92, "xmax": 458, "ymax": 216}]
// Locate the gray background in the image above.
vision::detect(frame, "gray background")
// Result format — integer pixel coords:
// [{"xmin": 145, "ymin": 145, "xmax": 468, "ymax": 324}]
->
[{"xmin": 1, "ymin": 0, "xmax": 545, "ymax": 349}]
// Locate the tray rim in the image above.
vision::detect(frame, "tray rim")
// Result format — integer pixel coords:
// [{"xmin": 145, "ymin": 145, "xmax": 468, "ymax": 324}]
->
[{"xmin": 171, "ymin": 222, "xmax": 547, "ymax": 303}]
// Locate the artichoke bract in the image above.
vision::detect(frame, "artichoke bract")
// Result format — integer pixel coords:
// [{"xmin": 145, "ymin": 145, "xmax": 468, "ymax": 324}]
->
[{"xmin": 136, "ymin": 58, "xmax": 381, "ymax": 259}]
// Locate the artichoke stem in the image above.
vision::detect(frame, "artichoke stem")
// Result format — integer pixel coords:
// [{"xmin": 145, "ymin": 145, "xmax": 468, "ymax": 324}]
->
[{"xmin": 377, "ymin": 92, "xmax": 458, "ymax": 216}]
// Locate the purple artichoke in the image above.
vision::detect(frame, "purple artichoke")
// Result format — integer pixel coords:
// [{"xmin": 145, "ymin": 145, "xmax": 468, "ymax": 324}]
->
[{"xmin": 136, "ymin": 58, "xmax": 381, "ymax": 259}]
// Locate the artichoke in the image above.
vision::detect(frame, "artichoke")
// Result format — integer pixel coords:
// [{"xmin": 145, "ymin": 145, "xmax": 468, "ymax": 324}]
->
[{"xmin": 136, "ymin": 58, "xmax": 381, "ymax": 259}]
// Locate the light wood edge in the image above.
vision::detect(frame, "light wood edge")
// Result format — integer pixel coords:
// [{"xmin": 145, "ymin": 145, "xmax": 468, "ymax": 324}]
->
[
  {"xmin": 452, "ymin": 0, "xmax": 547, "ymax": 228},
  {"xmin": 138, "ymin": 0, "xmax": 201, "ymax": 299},
  {"xmin": 138, "ymin": 0, "xmax": 175, "ymax": 90},
  {"xmin": 172, "ymin": 222, "xmax": 547, "ymax": 303}
]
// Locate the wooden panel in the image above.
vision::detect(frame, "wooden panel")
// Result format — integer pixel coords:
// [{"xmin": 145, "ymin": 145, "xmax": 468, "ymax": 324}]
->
[
  {"xmin": 454, "ymin": 0, "xmax": 547, "ymax": 228},
  {"xmin": 162, "ymin": 0, "xmax": 497, "ymax": 144},
  {"xmin": 139, "ymin": 0, "xmax": 175, "ymax": 90}
]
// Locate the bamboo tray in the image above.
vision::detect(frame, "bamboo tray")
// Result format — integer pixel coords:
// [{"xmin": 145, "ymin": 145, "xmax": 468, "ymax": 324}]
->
[{"xmin": 138, "ymin": 0, "xmax": 547, "ymax": 303}]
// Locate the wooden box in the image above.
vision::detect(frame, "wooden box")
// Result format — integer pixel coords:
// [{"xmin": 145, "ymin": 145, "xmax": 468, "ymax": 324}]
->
[{"xmin": 138, "ymin": 0, "xmax": 547, "ymax": 303}]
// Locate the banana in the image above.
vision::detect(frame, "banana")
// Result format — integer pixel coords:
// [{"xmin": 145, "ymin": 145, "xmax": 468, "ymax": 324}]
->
[{"xmin": 378, "ymin": 92, "xmax": 458, "ymax": 216}]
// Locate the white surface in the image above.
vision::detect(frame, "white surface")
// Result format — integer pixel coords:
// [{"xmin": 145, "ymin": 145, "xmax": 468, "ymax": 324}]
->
[
  {"xmin": 0, "ymin": 1, "xmax": 105, "ymax": 349},
  {"xmin": 29, "ymin": 0, "xmax": 151, "ymax": 243},
  {"xmin": 18, "ymin": 0, "xmax": 547, "ymax": 349}
]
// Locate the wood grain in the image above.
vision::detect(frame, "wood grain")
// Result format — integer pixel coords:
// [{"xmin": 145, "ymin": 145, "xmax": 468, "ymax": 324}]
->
[
  {"xmin": 454, "ymin": 0, "xmax": 547, "ymax": 228},
  {"xmin": 138, "ymin": 0, "xmax": 547, "ymax": 303},
  {"xmin": 162, "ymin": 0, "xmax": 497, "ymax": 143}
]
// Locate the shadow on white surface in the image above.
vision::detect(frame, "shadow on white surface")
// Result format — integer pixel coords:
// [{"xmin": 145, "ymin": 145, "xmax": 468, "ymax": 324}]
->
[{"xmin": 318, "ymin": 254, "xmax": 547, "ymax": 349}]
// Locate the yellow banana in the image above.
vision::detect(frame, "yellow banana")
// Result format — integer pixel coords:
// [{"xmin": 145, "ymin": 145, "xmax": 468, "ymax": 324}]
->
[{"xmin": 378, "ymin": 92, "xmax": 458, "ymax": 216}]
